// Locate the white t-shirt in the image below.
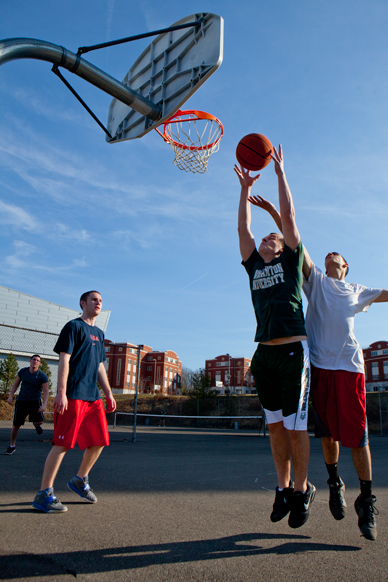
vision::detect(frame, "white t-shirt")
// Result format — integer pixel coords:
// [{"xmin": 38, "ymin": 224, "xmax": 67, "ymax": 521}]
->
[{"xmin": 303, "ymin": 264, "xmax": 382, "ymax": 374}]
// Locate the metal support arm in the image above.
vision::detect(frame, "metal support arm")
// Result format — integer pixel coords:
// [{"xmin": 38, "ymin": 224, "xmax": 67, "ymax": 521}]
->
[{"xmin": 0, "ymin": 38, "xmax": 161, "ymax": 121}]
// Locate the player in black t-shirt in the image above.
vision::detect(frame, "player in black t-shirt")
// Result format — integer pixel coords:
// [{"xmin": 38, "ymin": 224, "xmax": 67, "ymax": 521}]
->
[
  {"xmin": 5, "ymin": 354, "xmax": 49, "ymax": 455},
  {"xmin": 235, "ymin": 145, "xmax": 315, "ymax": 529}
]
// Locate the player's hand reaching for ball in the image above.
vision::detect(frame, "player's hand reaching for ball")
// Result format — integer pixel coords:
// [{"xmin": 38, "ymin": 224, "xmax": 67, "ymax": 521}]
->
[
  {"xmin": 271, "ymin": 145, "xmax": 285, "ymax": 177},
  {"xmin": 234, "ymin": 164, "xmax": 261, "ymax": 189}
]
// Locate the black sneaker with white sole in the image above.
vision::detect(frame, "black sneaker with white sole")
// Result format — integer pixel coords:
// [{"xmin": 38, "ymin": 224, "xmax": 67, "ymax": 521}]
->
[
  {"xmin": 328, "ymin": 477, "xmax": 347, "ymax": 520},
  {"xmin": 354, "ymin": 494, "xmax": 378, "ymax": 541},
  {"xmin": 288, "ymin": 481, "xmax": 316, "ymax": 528},
  {"xmin": 270, "ymin": 481, "xmax": 294, "ymax": 522},
  {"xmin": 5, "ymin": 446, "xmax": 16, "ymax": 455}
]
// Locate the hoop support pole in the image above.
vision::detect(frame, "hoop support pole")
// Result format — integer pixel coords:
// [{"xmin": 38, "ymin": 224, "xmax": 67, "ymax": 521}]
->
[{"xmin": 0, "ymin": 38, "xmax": 162, "ymax": 121}]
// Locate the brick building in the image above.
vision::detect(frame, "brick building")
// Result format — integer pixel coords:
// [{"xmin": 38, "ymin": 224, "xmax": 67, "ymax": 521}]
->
[
  {"xmin": 205, "ymin": 354, "xmax": 254, "ymax": 395},
  {"xmin": 105, "ymin": 340, "xmax": 182, "ymax": 395},
  {"xmin": 363, "ymin": 341, "xmax": 388, "ymax": 392}
]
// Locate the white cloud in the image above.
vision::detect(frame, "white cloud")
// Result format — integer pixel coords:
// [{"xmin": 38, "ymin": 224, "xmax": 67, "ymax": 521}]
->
[
  {"xmin": 55, "ymin": 223, "xmax": 90, "ymax": 242},
  {"xmin": 4, "ymin": 240, "xmax": 36, "ymax": 269},
  {"xmin": 0, "ymin": 86, "xmax": 94, "ymax": 127},
  {"xmin": 0, "ymin": 199, "xmax": 91, "ymax": 244},
  {"xmin": 2, "ymin": 239, "xmax": 89, "ymax": 274},
  {"xmin": 0, "ymin": 200, "xmax": 38, "ymax": 231},
  {"xmin": 106, "ymin": 0, "xmax": 115, "ymax": 40}
]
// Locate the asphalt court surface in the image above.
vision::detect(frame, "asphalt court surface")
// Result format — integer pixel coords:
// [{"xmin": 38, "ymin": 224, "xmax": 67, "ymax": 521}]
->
[{"xmin": 1, "ymin": 425, "xmax": 387, "ymax": 582}]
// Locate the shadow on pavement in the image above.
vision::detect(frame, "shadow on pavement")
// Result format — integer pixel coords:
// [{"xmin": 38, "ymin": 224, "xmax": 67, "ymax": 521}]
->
[{"xmin": 0, "ymin": 532, "xmax": 361, "ymax": 579}]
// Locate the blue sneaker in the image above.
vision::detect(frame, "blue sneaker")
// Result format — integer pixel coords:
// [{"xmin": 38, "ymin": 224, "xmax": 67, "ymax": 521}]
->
[
  {"xmin": 67, "ymin": 475, "xmax": 97, "ymax": 503},
  {"xmin": 32, "ymin": 489, "xmax": 68, "ymax": 513}
]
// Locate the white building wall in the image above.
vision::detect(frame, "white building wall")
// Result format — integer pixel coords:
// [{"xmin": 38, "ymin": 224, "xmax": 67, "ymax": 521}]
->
[
  {"xmin": 0, "ymin": 286, "xmax": 111, "ymax": 393},
  {"xmin": 0, "ymin": 285, "xmax": 110, "ymax": 332}
]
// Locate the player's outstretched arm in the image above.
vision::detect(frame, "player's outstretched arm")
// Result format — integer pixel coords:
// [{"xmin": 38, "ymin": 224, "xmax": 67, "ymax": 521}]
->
[
  {"xmin": 235, "ymin": 164, "xmax": 261, "ymax": 261},
  {"xmin": 7, "ymin": 376, "xmax": 21, "ymax": 405},
  {"xmin": 98, "ymin": 362, "xmax": 116, "ymax": 412},
  {"xmin": 272, "ymin": 145, "xmax": 300, "ymax": 251},
  {"xmin": 249, "ymin": 192, "xmax": 312, "ymax": 279},
  {"xmin": 372, "ymin": 290, "xmax": 388, "ymax": 303},
  {"xmin": 248, "ymin": 194, "xmax": 282, "ymax": 232}
]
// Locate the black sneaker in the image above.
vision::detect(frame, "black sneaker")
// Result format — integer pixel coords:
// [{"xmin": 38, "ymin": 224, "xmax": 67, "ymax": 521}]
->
[
  {"xmin": 34, "ymin": 424, "xmax": 43, "ymax": 435},
  {"xmin": 5, "ymin": 446, "xmax": 16, "ymax": 455},
  {"xmin": 270, "ymin": 482, "xmax": 294, "ymax": 522},
  {"xmin": 354, "ymin": 495, "xmax": 379, "ymax": 541},
  {"xmin": 288, "ymin": 481, "xmax": 316, "ymax": 528},
  {"xmin": 328, "ymin": 477, "xmax": 347, "ymax": 520}
]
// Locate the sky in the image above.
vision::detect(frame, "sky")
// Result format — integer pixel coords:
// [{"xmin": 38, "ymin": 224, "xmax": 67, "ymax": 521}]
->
[{"xmin": 1, "ymin": 0, "xmax": 388, "ymax": 372}]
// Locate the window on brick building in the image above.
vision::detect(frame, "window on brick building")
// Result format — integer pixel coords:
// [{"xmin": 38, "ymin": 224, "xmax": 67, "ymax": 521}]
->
[{"xmin": 116, "ymin": 359, "xmax": 122, "ymax": 385}]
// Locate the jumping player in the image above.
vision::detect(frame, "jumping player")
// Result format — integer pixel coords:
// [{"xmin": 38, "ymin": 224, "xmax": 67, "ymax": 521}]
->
[
  {"xmin": 236, "ymin": 145, "xmax": 315, "ymax": 529},
  {"xmin": 249, "ymin": 190, "xmax": 388, "ymax": 541},
  {"xmin": 32, "ymin": 290, "xmax": 116, "ymax": 513},
  {"xmin": 5, "ymin": 354, "xmax": 49, "ymax": 455}
]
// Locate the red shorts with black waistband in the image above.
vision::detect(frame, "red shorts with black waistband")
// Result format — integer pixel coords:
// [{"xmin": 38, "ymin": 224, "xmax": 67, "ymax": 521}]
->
[{"xmin": 311, "ymin": 365, "xmax": 368, "ymax": 448}]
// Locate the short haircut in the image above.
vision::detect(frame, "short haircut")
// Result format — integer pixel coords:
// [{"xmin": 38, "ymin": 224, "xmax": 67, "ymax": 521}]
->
[
  {"xmin": 79, "ymin": 290, "xmax": 101, "ymax": 309},
  {"xmin": 30, "ymin": 354, "xmax": 41, "ymax": 361}
]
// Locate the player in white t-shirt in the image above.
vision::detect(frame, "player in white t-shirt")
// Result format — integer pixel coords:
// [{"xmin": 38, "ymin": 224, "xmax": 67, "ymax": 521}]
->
[{"xmin": 248, "ymin": 197, "xmax": 388, "ymax": 542}]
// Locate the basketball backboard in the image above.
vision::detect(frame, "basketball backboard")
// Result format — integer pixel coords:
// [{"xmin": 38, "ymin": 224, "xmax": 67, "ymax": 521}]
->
[{"xmin": 106, "ymin": 13, "xmax": 223, "ymax": 143}]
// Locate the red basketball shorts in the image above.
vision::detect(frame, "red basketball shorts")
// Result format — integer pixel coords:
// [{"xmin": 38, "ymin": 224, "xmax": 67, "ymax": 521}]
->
[
  {"xmin": 52, "ymin": 399, "xmax": 109, "ymax": 450},
  {"xmin": 311, "ymin": 365, "xmax": 368, "ymax": 448}
]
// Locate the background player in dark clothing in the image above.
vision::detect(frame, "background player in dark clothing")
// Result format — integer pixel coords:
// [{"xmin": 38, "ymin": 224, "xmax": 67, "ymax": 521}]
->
[{"xmin": 5, "ymin": 354, "xmax": 49, "ymax": 455}]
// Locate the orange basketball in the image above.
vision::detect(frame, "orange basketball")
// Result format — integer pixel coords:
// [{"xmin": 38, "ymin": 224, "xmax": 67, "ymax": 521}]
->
[{"xmin": 236, "ymin": 133, "xmax": 273, "ymax": 171}]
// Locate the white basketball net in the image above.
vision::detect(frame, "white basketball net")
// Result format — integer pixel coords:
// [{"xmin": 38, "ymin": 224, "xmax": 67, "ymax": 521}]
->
[{"xmin": 163, "ymin": 111, "xmax": 223, "ymax": 174}]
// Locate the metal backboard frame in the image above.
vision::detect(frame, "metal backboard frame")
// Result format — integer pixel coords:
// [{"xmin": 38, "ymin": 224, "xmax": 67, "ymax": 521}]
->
[{"xmin": 106, "ymin": 13, "xmax": 224, "ymax": 143}]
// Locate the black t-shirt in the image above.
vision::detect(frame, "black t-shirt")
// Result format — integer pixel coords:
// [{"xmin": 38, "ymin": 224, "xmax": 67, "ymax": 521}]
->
[
  {"xmin": 54, "ymin": 318, "xmax": 106, "ymax": 401},
  {"xmin": 17, "ymin": 368, "xmax": 48, "ymax": 401},
  {"xmin": 242, "ymin": 242, "xmax": 306, "ymax": 342}
]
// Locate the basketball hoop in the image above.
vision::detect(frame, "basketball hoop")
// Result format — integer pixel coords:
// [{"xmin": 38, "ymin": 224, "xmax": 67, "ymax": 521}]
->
[{"xmin": 156, "ymin": 110, "xmax": 224, "ymax": 174}]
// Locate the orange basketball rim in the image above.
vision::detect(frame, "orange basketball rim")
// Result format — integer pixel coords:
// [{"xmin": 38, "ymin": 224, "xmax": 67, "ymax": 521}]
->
[{"xmin": 155, "ymin": 109, "xmax": 224, "ymax": 174}]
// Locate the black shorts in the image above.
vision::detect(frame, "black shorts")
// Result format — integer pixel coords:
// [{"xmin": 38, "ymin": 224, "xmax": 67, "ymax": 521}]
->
[
  {"xmin": 250, "ymin": 340, "xmax": 310, "ymax": 429},
  {"xmin": 13, "ymin": 400, "xmax": 44, "ymax": 426}
]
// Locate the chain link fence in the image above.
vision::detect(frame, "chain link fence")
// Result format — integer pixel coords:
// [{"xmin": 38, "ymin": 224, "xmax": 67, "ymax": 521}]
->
[
  {"xmin": 2, "ymin": 392, "xmax": 386, "ymax": 444},
  {"xmin": 0, "ymin": 324, "xmax": 59, "ymax": 388}
]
